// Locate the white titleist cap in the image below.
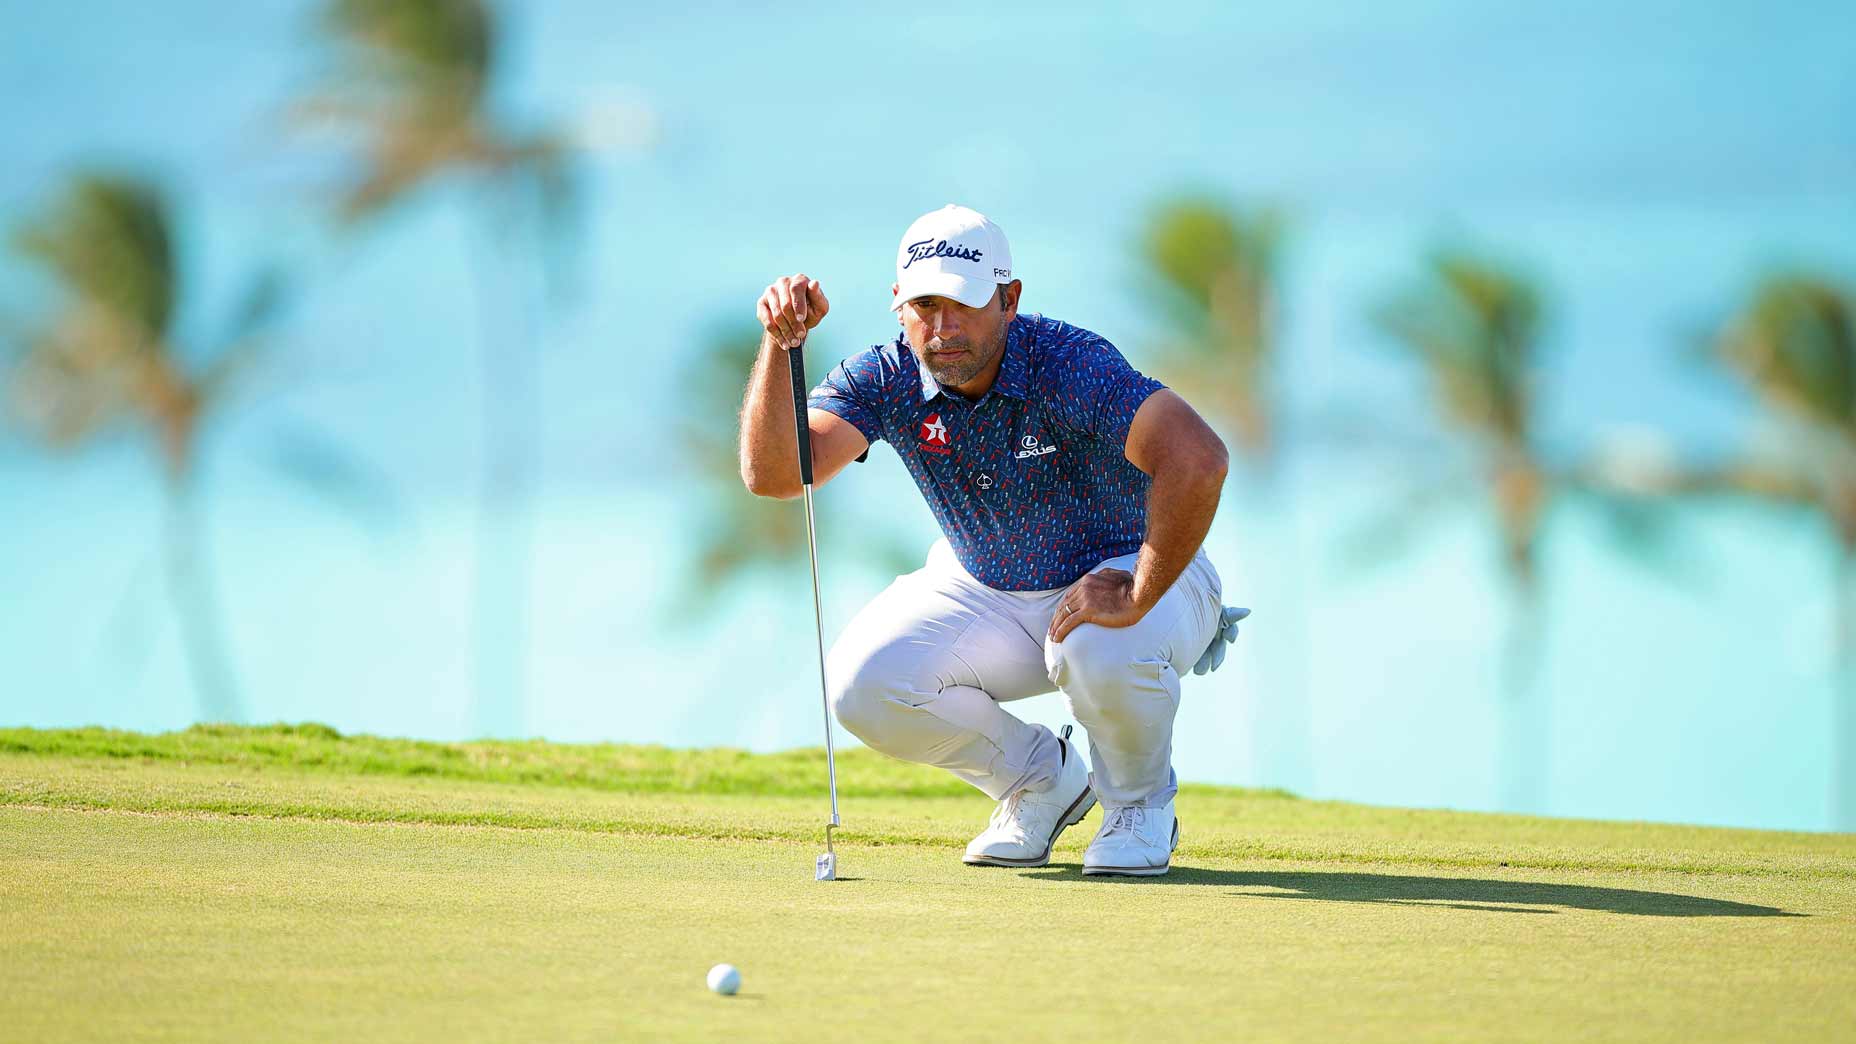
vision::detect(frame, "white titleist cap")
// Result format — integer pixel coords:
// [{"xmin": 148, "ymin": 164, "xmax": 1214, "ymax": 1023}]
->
[{"xmin": 891, "ymin": 204, "xmax": 1013, "ymax": 312}]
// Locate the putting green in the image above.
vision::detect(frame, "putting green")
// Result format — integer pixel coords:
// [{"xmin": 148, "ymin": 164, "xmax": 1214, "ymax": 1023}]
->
[{"xmin": 2, "ymin": 726, "xmax": 1852, "ymax": 1042}]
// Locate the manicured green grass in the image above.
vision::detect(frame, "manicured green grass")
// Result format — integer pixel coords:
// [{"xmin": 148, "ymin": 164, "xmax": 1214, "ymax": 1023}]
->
[
  {"xmin": 2, "ymin": 725, "xmax": 1853, "ymax": 1042},
  {"xmin": 0, "ymin": 722, "xmax": 978, "ymax": 797}
]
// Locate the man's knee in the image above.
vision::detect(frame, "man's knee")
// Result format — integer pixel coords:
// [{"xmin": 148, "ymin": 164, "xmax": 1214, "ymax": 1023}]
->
[
  {"xmin": 1046, "ymin": 626, "xmax": 1132, "ymax": 694},
  {"xmin": 1048, "ymin": 628, "xmax": 1167, "ymax": 720},
  {"xmin": 826, "ymin": 639, "xmax": 908, "ymax": 743}
]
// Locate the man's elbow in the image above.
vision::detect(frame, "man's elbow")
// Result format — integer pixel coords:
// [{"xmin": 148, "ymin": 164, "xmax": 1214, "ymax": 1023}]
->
[
  {"xmin": 1192, "ymin": 433, "xmax": 1230, "ymax": 486},
  {"xmin": 741, "ymin": 464, "xmax": 800, "ymax": 500}
]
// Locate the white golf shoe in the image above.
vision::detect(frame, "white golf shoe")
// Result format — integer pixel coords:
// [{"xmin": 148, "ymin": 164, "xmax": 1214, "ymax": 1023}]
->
[
  {"xmin": 1082, "ymin": 800, "xmax": 1180, "ymax": 877},
  {"xmin": 963, "ymin": 727, "xmax": 1095, "ymax": 868}
]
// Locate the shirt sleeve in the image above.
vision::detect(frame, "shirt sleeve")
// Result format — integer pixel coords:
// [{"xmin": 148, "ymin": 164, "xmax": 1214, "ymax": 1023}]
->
[
  {"xmin": 807, "ymin": 346, "xmax": 887, "ymax": 449},
  {"xmin": 1043, "ymin": 335, "xmax": 1165, "ymax": 448}
]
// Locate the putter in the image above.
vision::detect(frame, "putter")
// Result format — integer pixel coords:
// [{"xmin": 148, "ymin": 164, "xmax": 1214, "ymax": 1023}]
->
[{"xmin": 787, "ymin": 336, "xmax": 841, "ymax": 881}]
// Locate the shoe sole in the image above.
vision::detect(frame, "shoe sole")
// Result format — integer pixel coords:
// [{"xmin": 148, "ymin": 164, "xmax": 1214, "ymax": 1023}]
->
[
  {"xmin": 1083, "ymin": 817, "xmax": 1181, "ymax": 877},
  {"xmin": 962, "ymin": 785, "xmax": 1098, "ymax": 868}
]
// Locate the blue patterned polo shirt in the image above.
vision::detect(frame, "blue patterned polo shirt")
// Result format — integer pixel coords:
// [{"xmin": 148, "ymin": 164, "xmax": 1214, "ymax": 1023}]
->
[{"xmin": 808, "ymin": 313, "xmax": 1164, "ymax": 591}]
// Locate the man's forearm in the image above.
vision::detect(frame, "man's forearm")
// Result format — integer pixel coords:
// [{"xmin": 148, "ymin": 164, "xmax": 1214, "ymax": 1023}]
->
[
  {"xmin": 738, "ymin": 334, "xmax": 803, "ymax": 497},
  {"xmin": 1129, "ymin": 461, "xmax": 1225, "ymax": 614}
]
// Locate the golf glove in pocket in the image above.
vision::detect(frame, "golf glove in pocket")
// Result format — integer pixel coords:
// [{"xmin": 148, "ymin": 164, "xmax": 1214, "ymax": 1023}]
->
[{"xmin": 1192, "ymin": 606, "xmax": 1251, "ymax": 676}]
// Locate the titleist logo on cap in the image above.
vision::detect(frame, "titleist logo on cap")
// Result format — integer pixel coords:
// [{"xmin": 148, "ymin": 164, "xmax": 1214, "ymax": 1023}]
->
[{"xmin": 903, "ymin": 238, "xmax": 984, "ymax": 269}]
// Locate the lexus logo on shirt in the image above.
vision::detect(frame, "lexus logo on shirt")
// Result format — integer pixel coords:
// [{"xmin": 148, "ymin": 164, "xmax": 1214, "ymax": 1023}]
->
[
  {"xmin": 918, "ymin": 413, "xmax": 951, "ymax": 455},
  {"xmin": 1016, "ymin": 433, "xmax": 1057, "ymax": 459}
]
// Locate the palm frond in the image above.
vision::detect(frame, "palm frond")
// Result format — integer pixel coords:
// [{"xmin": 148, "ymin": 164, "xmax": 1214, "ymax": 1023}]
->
[
  {"xmin": 307, "ymin": 0, "xmax": 577, "ymax": 246},
  {"xmin": 1716, "ymin": 275, "xmax": 1856, "ymax": 436},
  {"xmin": 1376, "ymin": 249, "xmax": 1541, "ymax": 448},
  {"xmin": 322, "ymin": 0, "xmax": 492, "ymax": 100},
  {"xmin": 1136, "ymin": 195, "xmax": 1285, "ymax": 456},
  {"xmin": 220, "ymin": 266, "xmax": 288, "ymax": 349},
  {"xmin": 6, "ymin": 172, "xmax": 191, "ymax": 450},
  {"xmin": 678, "ymin": 322, "xmax": 765, "ymax": 485},
  {"xmin": 3, "ymin": 169, "xmax": 274, "ymax": 473},
  {"xmin": 13, "ymin": 173, "xmax": 175, "ymax": 343},
  {"xmin": 334, "ymin": 108, "xmax": 481, "ymax": 222},
  {"xmin": 268, "ymin": 424, "xmax": 403, "ymax": 535},
  {"xmin": 1337, "ymin": 471, "xmax": 1481, "ymax": 573},
  {"xmin": 1142, "ymin": 198, "xmax": 1282, "ymax": 321},
  {"xmin": 5, "ymin": 309, "xmax": 145, "ymax": 447}
]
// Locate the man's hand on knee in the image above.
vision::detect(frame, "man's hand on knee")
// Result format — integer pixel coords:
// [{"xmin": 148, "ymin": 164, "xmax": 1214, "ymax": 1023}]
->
[{"xmin": 1049, "ymin": 567, "xmax": 1145, "ymax": 642}]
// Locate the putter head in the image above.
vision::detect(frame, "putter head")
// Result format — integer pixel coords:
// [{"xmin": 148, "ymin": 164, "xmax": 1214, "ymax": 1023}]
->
[{"xmin": 816, "ymin": 821, "xmax": 838, "ymax": 880}]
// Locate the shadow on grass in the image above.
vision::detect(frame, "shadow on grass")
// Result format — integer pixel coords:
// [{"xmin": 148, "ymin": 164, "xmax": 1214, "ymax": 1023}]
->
[{"xmin": 1020, "ymin": 866, "xmax": 1802, "ymax": 918}]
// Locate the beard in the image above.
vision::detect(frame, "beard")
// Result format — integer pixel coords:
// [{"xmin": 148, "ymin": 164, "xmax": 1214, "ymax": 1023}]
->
[{"xmin": 919, "ymin": 324, "xmax": 1007, "ymax": 388}]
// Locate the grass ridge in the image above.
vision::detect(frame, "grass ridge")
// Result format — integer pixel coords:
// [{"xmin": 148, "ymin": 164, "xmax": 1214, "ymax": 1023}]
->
[
  {"xmin": 0, "ymin": 723, "xmax": 984, "ymax": 798},
  {"xmin": 4, "ymin": 725, "xmax": 1853, "ymax": 882},
  {"xmin": 8, "ymin": 795, "xmax": 1843, "ymax": 878},
  {"xmin": 0, "ymin": 723, "xmax": 1306, "ymax": 800}
]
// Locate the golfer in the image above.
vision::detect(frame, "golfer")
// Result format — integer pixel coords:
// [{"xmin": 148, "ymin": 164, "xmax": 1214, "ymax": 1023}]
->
[{"xmin": 738, "ymin": 204, "xmax": 1241, "ymax": 877}]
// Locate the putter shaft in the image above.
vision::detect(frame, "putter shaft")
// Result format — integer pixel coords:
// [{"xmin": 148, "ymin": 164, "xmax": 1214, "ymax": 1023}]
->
[
  {"xmin": 802, "ymin": 484, "xmax": 841, "ymax": 830},
  {"xmin": 786, "ymin": 339, "xmax": 842, "ymax": 868}
]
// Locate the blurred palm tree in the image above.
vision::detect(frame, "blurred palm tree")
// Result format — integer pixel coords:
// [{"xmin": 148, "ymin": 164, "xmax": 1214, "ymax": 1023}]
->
[
  {"xmin": 1136, "ymin": 196, "xmax": 1311, "ymax": 793},
  {"xmin": 683, "ymin": 325, "xmax": 810, "ymax": 603},
  {"xmin": 1378, "ymin": 251, "xmax": 1549, "ymax": 588},
  {"xmin": 5, "ymin": 172, "xmax": 281, "ymax": 723},
  {"xmin": 1375, "ymin": 249, "xmax": 1552, "ymax": 812},
  {"xmin": 298, "ymin": 0, "xmax": 576, "ymax": 738},
  {"xmin": 306, "ymin": 0, "xmax": 574, "ymax": 228},
  {"xmin": 675, "ymin": 323, "xmax": 914, "ymax": 617},
  {"xmin": 1140, "ymin": 197, "xmax": 1286, "ymax": 462},
  {"xmin": 1710, "ymin": 275, "xmax": 1856, "ymax": 830}
]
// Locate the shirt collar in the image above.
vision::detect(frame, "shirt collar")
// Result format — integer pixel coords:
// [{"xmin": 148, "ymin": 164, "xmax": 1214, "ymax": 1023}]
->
[{"xmin": 914, "ymin": 315, "xmax": 1031, "ymax": 404}]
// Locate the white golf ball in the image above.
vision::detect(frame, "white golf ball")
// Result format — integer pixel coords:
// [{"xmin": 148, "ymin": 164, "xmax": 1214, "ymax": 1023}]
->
[{"xmin": 706, "ymin": 963, "xmax": 741, "ymax": 996}]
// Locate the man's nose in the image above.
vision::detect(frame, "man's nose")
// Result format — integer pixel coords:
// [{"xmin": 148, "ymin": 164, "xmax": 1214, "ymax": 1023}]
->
[{"xmin": 930, "ymin": 311, "xmax": 960, "ymax": 339}]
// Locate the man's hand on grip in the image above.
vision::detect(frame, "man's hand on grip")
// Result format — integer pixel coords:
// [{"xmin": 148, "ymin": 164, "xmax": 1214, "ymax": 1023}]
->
[{"xmin": 756, "ymin": 274, "xmax": 829, "ymax": 350}]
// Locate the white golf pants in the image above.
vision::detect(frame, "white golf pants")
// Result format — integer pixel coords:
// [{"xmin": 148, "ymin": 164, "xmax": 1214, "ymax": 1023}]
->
[{"xmin": 826, "ymin": 539, "xmax": 1223, "ymax": 808}]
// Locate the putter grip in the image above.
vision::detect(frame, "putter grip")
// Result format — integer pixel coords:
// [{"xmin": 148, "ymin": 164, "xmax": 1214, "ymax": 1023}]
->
[{"xmin": 787, "ymin": 342, "xmax": 813, "ymax": 487}]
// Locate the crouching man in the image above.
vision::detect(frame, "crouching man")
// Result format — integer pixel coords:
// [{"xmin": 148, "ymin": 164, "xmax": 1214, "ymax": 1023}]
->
[{"xmin": 738, "ymin": 204, "xmax": 1242, "ymax": 877}]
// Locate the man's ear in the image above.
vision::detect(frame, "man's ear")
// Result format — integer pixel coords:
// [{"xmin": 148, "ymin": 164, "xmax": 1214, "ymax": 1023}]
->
[{"xmin": 999, "ymin": 280, "xmax": 1022, "ymax": 317}]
